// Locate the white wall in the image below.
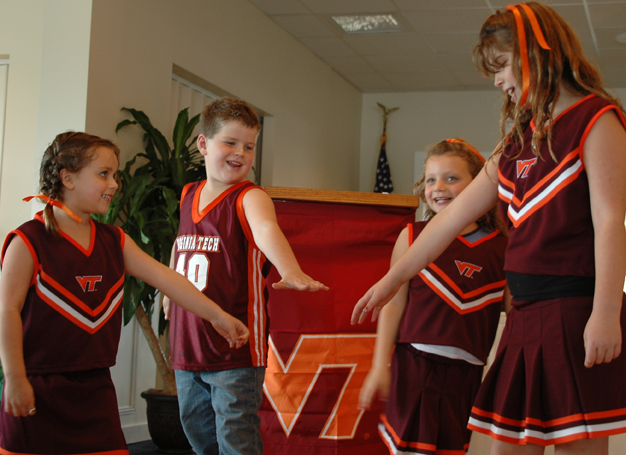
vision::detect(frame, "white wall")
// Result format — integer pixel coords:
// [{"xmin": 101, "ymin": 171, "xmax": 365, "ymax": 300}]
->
[
  {"xmin": 0, "ymin": 0, "xmax": 92, "ymax": 242},
  {"xmin": 360, "ymin": 90, "xmax": 503, "ymax": 195}
]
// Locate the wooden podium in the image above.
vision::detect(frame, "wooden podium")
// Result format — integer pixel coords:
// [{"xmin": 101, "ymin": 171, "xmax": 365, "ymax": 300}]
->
[{"xmin": 259, "ymin": 187, "xmax": 419, "ymax": 455}]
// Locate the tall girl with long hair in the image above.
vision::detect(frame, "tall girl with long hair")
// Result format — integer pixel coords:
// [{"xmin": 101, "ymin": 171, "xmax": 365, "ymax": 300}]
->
[{"xmin": 353, "ymin": 3, "xmax": 626, "ymax": 454}]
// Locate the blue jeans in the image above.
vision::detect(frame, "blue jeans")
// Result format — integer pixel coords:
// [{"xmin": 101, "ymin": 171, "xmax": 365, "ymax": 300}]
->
[{"xmin": 175, "ymin": 367, "xmax": 265, "ymax": 455}]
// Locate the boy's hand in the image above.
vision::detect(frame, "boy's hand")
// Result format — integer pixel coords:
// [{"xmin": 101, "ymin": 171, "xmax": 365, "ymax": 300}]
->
[
  {"xmin": 272, "ymin": 271, "xmax": 328, "ymax": 292},
  {"xmin": 211, "ymin": 313, "xmax": 250, "ymax": 349},
  {"xmin": 358, "ymin": 365, "xmax": 390, "ymax": 410},
  {"xmin": 4, "ymin": 376, "xmax": 35, "ymax": 417}
]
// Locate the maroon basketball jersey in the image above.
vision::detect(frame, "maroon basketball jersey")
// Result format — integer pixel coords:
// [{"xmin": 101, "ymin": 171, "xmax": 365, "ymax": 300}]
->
[
  {"xmin": 169, "ymin": 180, "xmax": 271, "ymax": 371},
  {"xmin": 1, "ymin": 213, "xmax": 125, "ymax": 374},
  {"xmin": 397, "ymin": 221, "xmax": 507, "ymax": 363},
  {"xmin": 498, "ymin": 95, "xmax": 626, "ymax": 276}
]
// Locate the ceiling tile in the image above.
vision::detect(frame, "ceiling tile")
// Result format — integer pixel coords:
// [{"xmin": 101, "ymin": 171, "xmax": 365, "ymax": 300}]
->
[
  {"xmin": 299, "ymin": 36, "xmax": 358, "ymax": 57},
  {"xmin": 404, "ymin": 9, "xmax": 492, "ymax": 34},
  {"xmin": 298, "ymin": 0, "xmax": 397, "ymax": 14},
  {"xmin": 365, "ymin": 53, "xmax": 447, "ymax": 73},
  {"xmin": 588, "ymin": 3, "xmax": 626, "ymax": 28},
  {"xmin": 420, "ymin": 32, "xmax": 480, "ymax": 53},
  {"xmin": 342, "ymin": 32, "xmax": 431, "ymax": 55},
  {"xmin": 550, "ymin": 4, "xmax": 591, "ymax": 30},
  {"xmin": 594, "ymin": 27, "xmax": 626, "ymax": 49},
  {"xmin": 342, "ymin": 72, "xmax": 396, "ymax": 92},
  {"xmin": 321, "ymin": 56, "xmax": 377, "ymax": 74},
  {"xmin": 454, "ymin": 70, "xmax": 494, "ymax": 88},
  {"xmin": 248, "ymin": 0, "xmax": 626, "ymax": 92},
  {"xmin": 489, "ymin": 0, "xmax": 585, "ymax": 7},
  {"xmin": 596, "ymin": 48, "xmax": 626, "ymax": 69},
  {"xmin": 270, "ymin": 14, "xmax": 335, "ymax": 38},
  {"xmin": 393, "ymin": 0, "xmax": 492, "ymax": 11},
  {"xmin": 247, "ymin": 0, "xmax": 310, "ymax": 15},
  {"xmin": 384, "ymin": 71, "xmax": 462, "ymax": 91},
  {"xmin": 438, "ymin": 52, "xmax": 479, "ymax": 73}
]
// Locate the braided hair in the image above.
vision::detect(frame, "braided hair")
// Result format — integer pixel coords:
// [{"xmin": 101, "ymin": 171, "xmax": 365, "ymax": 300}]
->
[{"xmin": 39, "ymin": 131, "xmax": 120, "ymax": 236}]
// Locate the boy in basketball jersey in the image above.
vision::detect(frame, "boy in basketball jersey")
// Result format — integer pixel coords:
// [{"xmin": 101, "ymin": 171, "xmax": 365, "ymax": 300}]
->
[{"xmin": 163, "ymin": 97, "xmax": 327, "ymax": 455}]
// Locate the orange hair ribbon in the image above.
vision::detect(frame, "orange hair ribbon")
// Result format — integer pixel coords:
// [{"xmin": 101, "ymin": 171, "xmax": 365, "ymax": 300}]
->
[
  {"xmin": 506, "ymin": 4, "xmax": 551, "ymax": 106},
  {"xmin": 446, "ymin": 139, "xmax": 486, "ymax": 163},
  {"xmin": 23, "ymin": 194, "xmax": 83, "ymax": 223}
]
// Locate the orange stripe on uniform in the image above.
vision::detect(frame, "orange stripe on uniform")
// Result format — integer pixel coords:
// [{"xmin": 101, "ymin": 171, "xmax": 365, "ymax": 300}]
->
[{"xmin": 236, "ymin": 185, "xmax": 268, "ymax": 366}]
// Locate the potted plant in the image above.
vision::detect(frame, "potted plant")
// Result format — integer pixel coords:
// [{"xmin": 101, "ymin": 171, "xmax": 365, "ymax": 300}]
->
[{"xmin": 95, "ymin": 107, "xmax": 205, "ymax": 453}]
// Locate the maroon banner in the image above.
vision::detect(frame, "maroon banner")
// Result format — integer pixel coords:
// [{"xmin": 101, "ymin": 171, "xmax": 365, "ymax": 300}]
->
[{"xmin": 260, "ymin": 199, "xmax": 415, "ymax": 455}]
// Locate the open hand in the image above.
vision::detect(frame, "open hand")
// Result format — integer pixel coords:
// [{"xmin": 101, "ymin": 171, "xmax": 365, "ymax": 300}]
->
[
  {"xmin": 272, "ymin": 271, "xmax": 328, "ymax": 292},
  {"xmin": 351, "ymin": 277, "xmax": 400, "ymax": 325}
]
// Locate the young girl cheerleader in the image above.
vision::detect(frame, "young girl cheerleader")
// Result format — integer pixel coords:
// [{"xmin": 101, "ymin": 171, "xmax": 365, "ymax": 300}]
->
[
  {"xmin": 359, "ymin": 139, "xmax": 508, "ymax": 455},
  {"xmin": 353, "ymin": 2, "xmax": 626, "ymax": 454},
  {"xmin": 0, "ymin": 131, "xmax": 250, "ymax": 455}
]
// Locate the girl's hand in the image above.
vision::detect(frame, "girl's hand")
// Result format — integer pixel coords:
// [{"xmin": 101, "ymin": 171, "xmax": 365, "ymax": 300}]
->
[
  {"xmin": 3, "ymin": 376, "xmax": 35, "ymax": 417},
  {"xmin": 211, "ymin": 313, "xmax": 250, "ymax": 349},
  {"xmin": 583, "ymin": 307, "xmax": 622, "ymax": 368},
  {"xmin": 271, "ymin": 271, "xmax": 328, "ymax": 292},
  {"xmin": 351, "ymin": 276, "xmax": 401, "ymax": 325},
  {"xmin": 358, "ymin": 365, "xmax": 390, "ymax": 410}
]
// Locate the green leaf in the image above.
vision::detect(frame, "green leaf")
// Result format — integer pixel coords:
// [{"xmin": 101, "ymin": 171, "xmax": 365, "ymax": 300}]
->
[
  {"xmin": 162, "ymin": 187, "xmax": 179, "ymax": 216},
  {"xmin": 121, "ymin": 107, "xmax": 155, "ymax": 132},
  {"xmin": 115, "ymin": 119, "xmax": 137, "ymax": 133},
  {"xmin": 172, "ymin": 108, "xmax": 190, "ymax": 156}
]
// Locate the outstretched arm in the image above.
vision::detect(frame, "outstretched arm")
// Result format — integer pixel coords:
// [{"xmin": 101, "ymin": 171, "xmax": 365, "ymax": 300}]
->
[
  {"xmin": 359, "ymin": 228, "xmax": 410, "ymax": 410},
  {"xmin": 582, "ymin": 109, "xmax": 626, "ymax": 368},
  {"xmin": 0, "ymin": 236, "xmax": 36, "ymax": 417},
  {"xmin": 123, "ymin": 234, "xmax": 249, "ymax": 348},
  {"xmin": 352, "ymin": 154, "xmax": 501, "ymax": 325},
  {"xmin": 242, "ymin": 188, "xmax": 328, "ymax": 292}
]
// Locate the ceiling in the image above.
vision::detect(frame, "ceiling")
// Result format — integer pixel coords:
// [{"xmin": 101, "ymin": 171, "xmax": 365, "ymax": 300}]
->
[{"xmin": 247, "ymin": 0, "xmax": 626, "ymax": 92}]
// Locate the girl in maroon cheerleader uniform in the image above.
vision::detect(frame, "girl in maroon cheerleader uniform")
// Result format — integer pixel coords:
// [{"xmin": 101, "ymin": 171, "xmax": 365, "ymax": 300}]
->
[
  {"xmin": 359, "ymin": 139, "xmax": 508, "ymax": 455},
  {"xmin": 0, "ymin": 132, "xmax": 249, "ymax": 455},
  {"xmin": 353, "ymin": 3, "xmax": 626, "ymax": 454}
]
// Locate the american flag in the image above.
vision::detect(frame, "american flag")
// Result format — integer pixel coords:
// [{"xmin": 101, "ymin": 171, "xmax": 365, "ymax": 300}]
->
[{"xmin": 374, "ymin": 133, "xmax": 393, "ymax": 193}]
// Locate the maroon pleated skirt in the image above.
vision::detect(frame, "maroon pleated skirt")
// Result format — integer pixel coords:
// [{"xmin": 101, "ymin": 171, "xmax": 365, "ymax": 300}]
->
[
  {"xmin": 468, "ymin": 295, "xmax": 626, "ymax": 446},
  {"xmin": 0, "ymin": 369, "xmax": 128, "ymax": 455},
  {"xmin": 379, "ymin": 344, "xmax": 484, "ymax": 454}
]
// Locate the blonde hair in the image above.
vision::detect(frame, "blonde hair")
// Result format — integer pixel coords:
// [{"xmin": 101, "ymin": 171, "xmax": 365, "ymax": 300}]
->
[
  {"xmin": 414, "ymin": 138, "xmax": 501, "ymax": 232},
  {"xmin": 39, "ymin": 131, "xmax": 120, "ymax": 236},
  {"xmin": 473, "ymin": 2, "xmax": 624, "ymax": 160}
]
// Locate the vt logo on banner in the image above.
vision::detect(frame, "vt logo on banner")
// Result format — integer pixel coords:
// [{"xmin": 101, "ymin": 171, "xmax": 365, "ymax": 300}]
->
[{"xmin": 263, "ymin": 334, "xmax": 377, "ymax": 439}]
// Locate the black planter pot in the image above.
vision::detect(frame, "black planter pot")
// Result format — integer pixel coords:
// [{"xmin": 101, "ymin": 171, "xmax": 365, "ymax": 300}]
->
[{"xmin": 140, "ymin": 391, "xmax": 193, "ymax": 454}]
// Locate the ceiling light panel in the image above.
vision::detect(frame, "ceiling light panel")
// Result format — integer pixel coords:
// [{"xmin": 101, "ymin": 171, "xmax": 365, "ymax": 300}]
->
[{"xmin": 332, "ymin": 14, "xmax": 403, "ymax": 33}]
